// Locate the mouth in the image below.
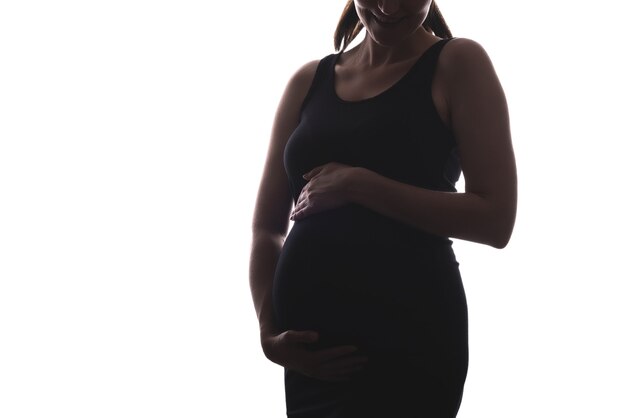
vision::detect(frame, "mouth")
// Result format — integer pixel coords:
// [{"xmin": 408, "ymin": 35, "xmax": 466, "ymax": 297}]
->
[{"xmin": 371, "ymin": 13, "xmax": 405, "ymax": 26}]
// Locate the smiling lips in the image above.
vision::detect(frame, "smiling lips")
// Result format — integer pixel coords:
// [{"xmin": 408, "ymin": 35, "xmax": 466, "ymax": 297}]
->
[{"xmin": 371, "ymin": 13, "xmax": 405, "ymax": 26}]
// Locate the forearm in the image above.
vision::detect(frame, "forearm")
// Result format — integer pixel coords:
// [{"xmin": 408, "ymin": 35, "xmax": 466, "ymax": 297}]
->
[
  {"xmin": 249, "ymin": 230, "xmax": 284, "ymax": 336},
  {"xmin": 347, "ymin": 167, "xmax": 515, "ymax": 248}
]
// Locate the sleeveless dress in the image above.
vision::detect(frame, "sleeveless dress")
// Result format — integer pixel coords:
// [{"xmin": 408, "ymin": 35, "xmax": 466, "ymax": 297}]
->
[{"xmin": 273, "ymin": 39, "xmax": 468, "ymax": 418}]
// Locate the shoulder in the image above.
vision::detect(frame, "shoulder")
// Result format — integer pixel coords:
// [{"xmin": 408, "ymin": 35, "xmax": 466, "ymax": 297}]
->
[
  {"xmin": 438, "ymin": 37, "xmax": 499, "ymax": 85},
  {"xmin": 294, "ymin": 59, "xmax": 322, "ymax": 80},
  {"xmin": 270, "ymin": 59, "xmax": 321, "ymax": 128},
  {"xmin": 440, "ymin": 37, "xmax": 492, "ymax": 67},
  {"xmin": 269, "ymin": 59, "xmax": 322, "ymax": 148},
  {"xmin": 283, "ymin": 59, "xmax": 322, "ymax": 101},
  {"xmin": 432, "ymin": 38, "xmax": 499, "ymax": 127}
]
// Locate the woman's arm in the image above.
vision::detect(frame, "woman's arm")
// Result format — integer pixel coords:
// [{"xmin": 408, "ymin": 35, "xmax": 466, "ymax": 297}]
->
[
  {"xmin": 249, "ymin": 60, "xmax": 318, "ymax": 336},
  {"xmin": 291, "ymin": 39, "xmax": 517, "ymax": 248},
  {"xmin": 250, "ymin": 61, "xmax": 369, "ymax": 380}
]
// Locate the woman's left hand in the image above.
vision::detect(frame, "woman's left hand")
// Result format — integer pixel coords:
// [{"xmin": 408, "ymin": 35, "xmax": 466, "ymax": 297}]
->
[{"xmin": 290, "ymin": 162, "xmax": 356, "ymax": 220}]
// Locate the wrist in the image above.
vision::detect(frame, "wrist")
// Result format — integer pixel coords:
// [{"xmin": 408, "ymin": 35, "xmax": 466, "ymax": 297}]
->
[{"xmin": 345, "ymin": 166, "xmax": 371, "ymax": 204}]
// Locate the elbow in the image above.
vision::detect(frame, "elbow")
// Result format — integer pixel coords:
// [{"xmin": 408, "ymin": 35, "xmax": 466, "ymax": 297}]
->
[
  {"xmin": 489, "ymin": 234, "xmax": 510, "ymax": 249},
  {"xmin": 469, "ymin": 200, "xmax": 516, "ymax": 249},
  {"xmin": 486, "ymin": 213, "xmax": 516, "ymax": 249},
  {"xmin": 477, "ymin": 229, "xmax": 509, "ymax": 249},
  {"xmin": 459, "ymin": 220, "xmax": 512, "ymax": 249},
  {"xmin": 452, "ymin": 196, "xmax": 515, "ymax": 248}
]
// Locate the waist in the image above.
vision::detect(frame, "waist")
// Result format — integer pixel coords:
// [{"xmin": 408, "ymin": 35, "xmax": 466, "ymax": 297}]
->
[{"xmin": 286, "ymin": 204, "xmax": 451, "ymax": 251}]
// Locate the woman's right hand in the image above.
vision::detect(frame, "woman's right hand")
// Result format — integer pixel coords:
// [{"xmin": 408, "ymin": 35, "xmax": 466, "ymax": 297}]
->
[{"xmin": 261, "ymin": 330, "xmax": 368, "ymax": 382}]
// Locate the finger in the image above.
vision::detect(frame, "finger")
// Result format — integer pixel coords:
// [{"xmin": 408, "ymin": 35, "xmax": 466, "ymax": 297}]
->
[
  {"xmin": 291, "ymin": 198, "xmax": 303, "ymax": 219},
  {"xmin": 293, "ymin": 194, "xmax": 307, "ymax": 212},
  {"xmin": 290, "ymin": 205, "xmax": 302, "ymax": 220},
  {"xmin": 291, "ymin": 205, "xmax": 307, "ymax": 221},
  {"xmin": 303, "ymin": 165, "xmax": 324, "ymax": 180},
  {"xmin": 291, "ymin": 199, "xmax": 314, "ymax": 220},
  {"xmin": 296, "ymin": 184, "xmax": 309, "ymax": 202},
  {"xmin": 291, "ymin": 189, "xmax": 309, "ymax": 219}
]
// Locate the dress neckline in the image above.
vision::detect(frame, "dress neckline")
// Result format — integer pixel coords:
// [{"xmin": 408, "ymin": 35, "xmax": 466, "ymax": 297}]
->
[{"xmin": 331, "ymin": 39, "xmax": 446, "ymax": 104}]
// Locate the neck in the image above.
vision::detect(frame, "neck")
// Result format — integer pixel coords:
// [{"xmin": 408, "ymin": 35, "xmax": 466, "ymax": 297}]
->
[{"xmin": 351, "ymin": 27, "xmax": 438, "ymax": 67}]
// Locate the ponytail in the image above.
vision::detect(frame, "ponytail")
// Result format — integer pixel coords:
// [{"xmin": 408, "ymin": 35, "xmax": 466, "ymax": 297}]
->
[
  {"xmin": 423, "ymin": 2, "xmax": 452, "ymax": 40},
  {"xmin": 333, "ymin": 1, "xmax": 362, "ymax": 52},
  {"xmin": 333, "ymin": 1, "xmax": 452, "ymax": 52}
]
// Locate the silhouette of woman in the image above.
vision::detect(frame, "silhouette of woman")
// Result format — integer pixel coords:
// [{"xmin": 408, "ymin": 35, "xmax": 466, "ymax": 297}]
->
[{"xmin": 250, "ymin": 1, "xmax": 517, "ymax": 416}]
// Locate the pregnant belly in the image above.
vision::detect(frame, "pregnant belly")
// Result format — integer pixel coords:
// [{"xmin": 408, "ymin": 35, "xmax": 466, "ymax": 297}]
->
[{"xmin": 272, "ymin": 205, "xmax": 462, "ymax": 352}]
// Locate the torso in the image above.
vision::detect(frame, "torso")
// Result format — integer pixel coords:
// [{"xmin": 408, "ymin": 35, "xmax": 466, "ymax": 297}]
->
[
  {"xmin": 273, "ymin": 36, "xmax": 471, "ymax": 417},
  {"xmin": 274, "ymin": 37, "xmax": 469, "ymax": 414},
  {"xmin": 273, "ymin": 37, "xmax": 464, "ymax": 344}
]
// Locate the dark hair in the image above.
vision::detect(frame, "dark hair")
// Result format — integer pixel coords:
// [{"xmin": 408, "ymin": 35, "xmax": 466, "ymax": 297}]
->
[{"xmin": 333, "ymin": 1, "xmax": 452, "ymax": 51}]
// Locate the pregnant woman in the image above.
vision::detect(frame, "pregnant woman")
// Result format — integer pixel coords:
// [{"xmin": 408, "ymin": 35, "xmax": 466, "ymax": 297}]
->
[{"xmin": 249, "ymin": 1, "xmax": 517, "ymax": 416}]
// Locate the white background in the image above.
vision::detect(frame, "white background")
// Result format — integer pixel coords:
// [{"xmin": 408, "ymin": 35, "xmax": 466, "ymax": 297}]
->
[{"xmin": 1, "ymin": 1, "xmax": 625, "ymax": 417}]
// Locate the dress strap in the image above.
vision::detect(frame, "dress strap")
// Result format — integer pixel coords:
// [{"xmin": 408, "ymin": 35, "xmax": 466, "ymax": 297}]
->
[
  {"xmin": 299, "ymin": 54, "xmax": 336, "ymax": 117},
  {"xmin": 415, "ymin": 37, "xmax": 455, "ymax": 86}
]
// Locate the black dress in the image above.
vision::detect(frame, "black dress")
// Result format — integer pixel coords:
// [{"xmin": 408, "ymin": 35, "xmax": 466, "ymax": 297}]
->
[{"xmin": 273, "ymin": 39, "xmax": 468, "ymax": 418}]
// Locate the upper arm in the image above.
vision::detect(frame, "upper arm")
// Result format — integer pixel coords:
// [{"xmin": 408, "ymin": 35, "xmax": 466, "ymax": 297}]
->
[
  {"xmin": 252, "ymin": 60, "xmax": 320, "ymax": 236},
  {"xmin": 439, "ymin": 38, "xmax": 518, "ymax": 239}
]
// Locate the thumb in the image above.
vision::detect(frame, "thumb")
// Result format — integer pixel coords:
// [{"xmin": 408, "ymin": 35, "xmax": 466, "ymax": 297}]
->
[{"xmin": 284, "ymin": 330, "xmax": 319, "ymax": 343}]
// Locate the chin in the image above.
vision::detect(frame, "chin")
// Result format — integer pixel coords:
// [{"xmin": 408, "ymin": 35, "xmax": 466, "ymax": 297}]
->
[
  {"xmin": 368, "ymin": 27, "xmax": 419, "ymax": 48},
  {"xmin": 366, "ymin": 14, "xmax": 424, "ymax": 45}
]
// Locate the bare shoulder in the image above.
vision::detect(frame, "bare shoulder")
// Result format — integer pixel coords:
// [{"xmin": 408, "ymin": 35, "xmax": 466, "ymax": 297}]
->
[
  {"xmin": 293, "ymin": 59, "xmax": 321, "ymax": 84},
  {"xmin": 438, "ymin": 37, "xmax": 499, "ymax": 84},
  {"xmin": 254, "ymin": 58, "xmax": 322, "ymax": 234},
  {"xmin": 282, "ymin": 59, "xmax": 321, "ymax": 106},
  {"xmin": 432, "ymin": 38, "xmax": 499, "ymax": 127},
  {"xmin": 269, "ymin": 59, "xmax": 321, "ymax": 150},
  {"xmin": 443, "ymin": 37, "xmax": 489, "ymax": 55}
]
